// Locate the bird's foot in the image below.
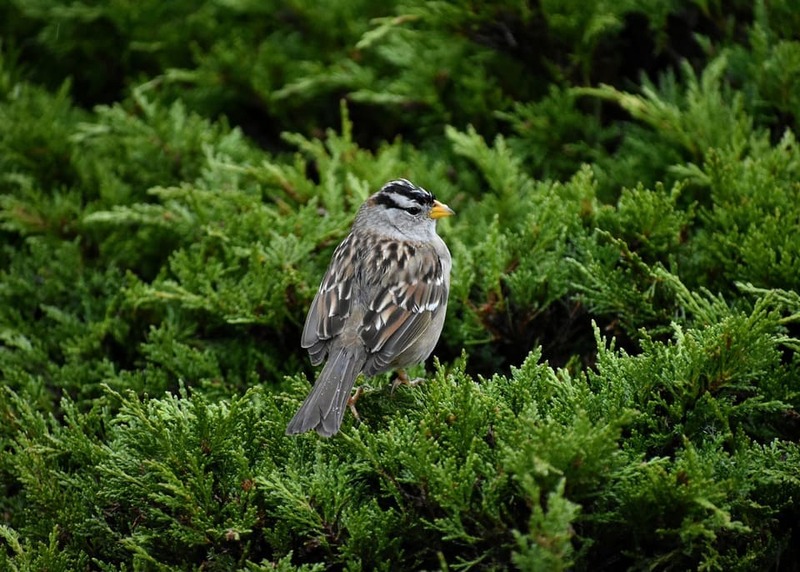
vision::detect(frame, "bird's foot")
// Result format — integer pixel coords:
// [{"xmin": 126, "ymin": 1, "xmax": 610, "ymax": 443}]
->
[
  {"xmin": 391, "ymin": 369, "xmax": 425, "ymax": 394},
  {"xmin": 348, "ymin": 386, "xmax": 364, "ymax": 422}
]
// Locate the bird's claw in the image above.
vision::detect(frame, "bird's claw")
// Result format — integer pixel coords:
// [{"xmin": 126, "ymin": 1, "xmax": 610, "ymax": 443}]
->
[
  {"xmin": 348, "ymin": 386, "xmax": 364, "ymax": 422},
  {"xmin": 391, "ymin": 369, "xmax": 426, "ymax": 394}
]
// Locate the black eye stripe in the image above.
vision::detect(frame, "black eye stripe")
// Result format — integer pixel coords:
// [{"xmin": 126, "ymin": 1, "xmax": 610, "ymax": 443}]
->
[
  {"xmin": 374, "ymin": 194, "xmax": 426, "ymax": 213},
  {"xmin": 373, "ymin": 192, "xmax": 405, "ymax": 210}
]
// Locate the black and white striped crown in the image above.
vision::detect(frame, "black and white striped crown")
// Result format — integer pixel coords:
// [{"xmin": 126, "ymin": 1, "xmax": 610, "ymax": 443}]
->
[{"xmin": 373, "ymin": 179, "xmax": 435, "ymax": 214}]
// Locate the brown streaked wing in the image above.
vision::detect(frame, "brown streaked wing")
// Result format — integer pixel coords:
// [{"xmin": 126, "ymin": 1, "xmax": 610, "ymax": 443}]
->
[
  {"xmin": 359, "ymin": 246, "xmax": 447, "ymax": 375},
  {"xmin": 362, "ymin": 307, "xmax": 433, "ymax": 375},
  {"xmin": 301, "ymin": 233, "xmax": 357, "ymax": 363}
]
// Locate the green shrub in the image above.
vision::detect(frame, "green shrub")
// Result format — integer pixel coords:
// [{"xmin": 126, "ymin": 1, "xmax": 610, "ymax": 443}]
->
[{"xmin": 1, "ymin": 1, "xmax": 799, "ymax": 569}]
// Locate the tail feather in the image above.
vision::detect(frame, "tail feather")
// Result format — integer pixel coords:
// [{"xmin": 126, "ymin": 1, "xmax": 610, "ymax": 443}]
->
[{"xmin": 286, "ymin": 348, "xmax": 364, "ymax": 437}]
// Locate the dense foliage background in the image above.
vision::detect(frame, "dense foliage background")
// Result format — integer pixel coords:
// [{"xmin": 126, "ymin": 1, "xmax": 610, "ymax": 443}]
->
[{"xmin": 2, "ymin": 0, "xmax": 800, "ymax": 570}]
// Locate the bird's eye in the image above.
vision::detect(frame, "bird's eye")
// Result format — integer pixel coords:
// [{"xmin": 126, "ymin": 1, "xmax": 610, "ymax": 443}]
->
[{"xmin": 405, "ymin": 207, "xmax": 421, "ymax": 216}]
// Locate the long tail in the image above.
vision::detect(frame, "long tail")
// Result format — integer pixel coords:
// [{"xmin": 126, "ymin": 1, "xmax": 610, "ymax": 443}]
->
[{"xmin": 286, "ymin": 347, "xmax": 365, "ymax": 437}]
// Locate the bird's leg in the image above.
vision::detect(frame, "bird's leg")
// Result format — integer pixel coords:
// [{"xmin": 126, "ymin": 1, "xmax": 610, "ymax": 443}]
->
[
  {"xmin": 348, "ymin": 386, "xmax": 364, "ymax": 422},
  {"xmin": 391, "ymin": 368, "xmax": 425, "ymax": 394}
]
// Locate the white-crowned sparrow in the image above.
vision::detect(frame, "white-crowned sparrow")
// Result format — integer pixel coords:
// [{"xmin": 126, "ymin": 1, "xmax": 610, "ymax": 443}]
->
[{"xmin": 286, "ymin": 179, "xmax": 454, "ymax": 437}]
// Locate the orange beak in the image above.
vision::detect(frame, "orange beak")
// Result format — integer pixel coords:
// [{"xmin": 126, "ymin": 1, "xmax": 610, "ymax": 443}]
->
[{"xmin": 430, "ymin": 200, "xmax": 455, "ymax": 220}]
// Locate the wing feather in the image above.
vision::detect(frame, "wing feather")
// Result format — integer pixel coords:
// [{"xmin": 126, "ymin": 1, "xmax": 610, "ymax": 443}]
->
[
  {"xmin": 359, "ymin": 242, "xmax": 447, "ymax": 375},
  {"xmin": 302, "ymin": 232, "xmax": 448, "ymax": 374},
  {"xmin": 301, "ymin": 234, "xmax": 357, "ymax": 364}
]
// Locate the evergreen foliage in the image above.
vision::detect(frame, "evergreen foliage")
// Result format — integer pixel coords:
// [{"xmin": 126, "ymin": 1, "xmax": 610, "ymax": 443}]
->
[{"xmin": 1, "ymin": 0, "xmax": 799, "ymax": 569}]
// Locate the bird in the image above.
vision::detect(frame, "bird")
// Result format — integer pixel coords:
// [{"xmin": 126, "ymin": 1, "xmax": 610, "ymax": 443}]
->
[{"xmin": 286, "ymin": 179, "xmax": 454, "ymax": 437}]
